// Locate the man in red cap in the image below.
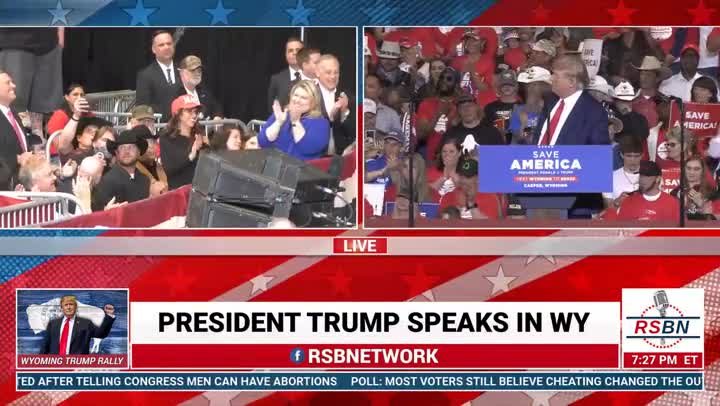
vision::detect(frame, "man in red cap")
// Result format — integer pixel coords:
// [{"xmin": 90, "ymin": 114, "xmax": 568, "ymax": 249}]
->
[
  {"xmin": 616, "ymin": 160, "xmax": 680, "ymax": 222},
  {"xmin": 659, "ymin": 44, "xmax": 702, "ymax": 102}
]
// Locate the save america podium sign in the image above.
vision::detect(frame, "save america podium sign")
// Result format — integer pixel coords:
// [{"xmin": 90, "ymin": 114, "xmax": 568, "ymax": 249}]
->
[{"xmin": 477, "ymin": 145, "xmax": 613, "ymax": 193}]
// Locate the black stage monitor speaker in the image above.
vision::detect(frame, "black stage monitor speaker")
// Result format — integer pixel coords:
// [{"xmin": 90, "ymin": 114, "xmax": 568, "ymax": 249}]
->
[
  {"xmin": 187, "ymin": 150, "xmax": 343, "ymax": 228},
  {"xmin": 187, "ymin": 189, "xmax": 274, "ymax": 228},
  {"xmin": 199, "ymin": 149, "xmax": 339, "ymax": 204}
]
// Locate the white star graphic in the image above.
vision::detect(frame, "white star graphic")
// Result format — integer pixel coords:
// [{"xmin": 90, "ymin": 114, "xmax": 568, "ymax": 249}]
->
[
  {"xmin": 421, "ymin": 289, "xmax": 435, "ymax": 301},
  {"xmin": 202, "ymin": 391, "xmax": 241, "ymax": 405},
  {"xmin": 524, "ymin": 391, "xmax": 559, "ymax": 406},
  {"xmin": 485, "ymin": 265, "xmax": 517, "ymax": 295},
  {"xmin": 525, "ymin": 255, "xmax": 556, "ymax": 266},
  {"xmin": 205, "ymin": 0, "xmax": 234, "ymax": 25},
  {"xmin": 250, "ymin": 275, "xmax": 274, "ymax": 295},
  {"xmin": 684, "ymin": 390, "xmax": 718, "ymax": 405},
  {"xmin": 48, "ymin": 0, "xmax": 71, "ymax": 25}
]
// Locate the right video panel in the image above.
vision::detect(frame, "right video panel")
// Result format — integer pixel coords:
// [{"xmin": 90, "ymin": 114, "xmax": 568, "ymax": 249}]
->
[{"xmin": 363, "ymin": 27, "xmax": 720, "ymax": 228}]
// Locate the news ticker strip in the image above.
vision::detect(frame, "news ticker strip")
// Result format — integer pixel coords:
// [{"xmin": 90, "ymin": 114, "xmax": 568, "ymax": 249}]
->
[
  {"xmin": 5, "ymin": 235, "xmax": 720, "ymax": 255},
  {"xmin": 16, "ymin": 372, "xmax": 704, "ymax": 392}
]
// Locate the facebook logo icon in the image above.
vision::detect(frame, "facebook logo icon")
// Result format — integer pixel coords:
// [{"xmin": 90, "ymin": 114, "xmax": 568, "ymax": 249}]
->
[{"xmin": 290, "ymin": 348, "xmax": 305, "ymax": 364}]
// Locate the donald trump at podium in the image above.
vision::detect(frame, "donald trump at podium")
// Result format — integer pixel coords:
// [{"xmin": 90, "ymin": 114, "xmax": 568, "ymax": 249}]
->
[
  {"xmin": 41, "ymin": 295, "xmax": 115, "ymax": 355},
  {"xmin": 533, "ymin": 54, "xmax": 610, "ymax": 146}
]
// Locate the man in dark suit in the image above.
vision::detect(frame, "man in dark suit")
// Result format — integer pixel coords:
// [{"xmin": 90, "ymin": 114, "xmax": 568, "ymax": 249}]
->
[
  {"xmin": 316, "ymin": 54, "xmax": 355, "ymax": 155},
  {"xmin": 267, "ymin": 37, "xmax": 304, "ymax": 109},
  {"xmin": 531, "ymin": 54, "xmax": 611, "ymax": 217},
  {"xmin": 533, "ymin": 54, "xmax": 610, "ymax": 146},
  {"xmin": 176, "ymin": 55, "xmax": 222, "ymax": 120},
  {"xmin": 41, "ymin": 295, "xmax": 115, "ymax": 355},
  {"xmin": 136, "ymin": 30, "xmax": 182, "ymax": 121},
  {"xmin": 0, "ymin": 69, "xmax": 31, "ymax": 184}
]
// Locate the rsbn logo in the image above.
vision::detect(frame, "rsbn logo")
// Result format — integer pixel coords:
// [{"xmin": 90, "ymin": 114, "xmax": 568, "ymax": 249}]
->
[
  {"xmin": 290, "ymin": 348, "xmax": 305, "ymax": 364},
  {"xmin": 625, "ymin": 290, "xmax": 702, "ymax": 349}
]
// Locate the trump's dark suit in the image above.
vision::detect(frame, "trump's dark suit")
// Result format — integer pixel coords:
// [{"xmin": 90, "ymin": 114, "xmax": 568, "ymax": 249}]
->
[
  {"xmin": 41, "ymin": 314, "xmax": 115, "ymax": 355},
  {"xmin": 136, "ymin": 62, "xmax": 183, "ymax": 121},
  {"xmin": 533, "ymin": 91, "xmax": 610, "ymax": 145},
  {"xmin": 530, "ymin": 91, "xmax": 611, "ymax": 214}
]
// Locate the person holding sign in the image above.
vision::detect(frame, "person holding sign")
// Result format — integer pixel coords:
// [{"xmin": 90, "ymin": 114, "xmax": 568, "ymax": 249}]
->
[
  {"xmin": 690, "ymin": 76, "xmax": 718, "ymax": 104},
  {"xmin": 617, "ymin": 160, "xmax": 680, "ymax": 222}
]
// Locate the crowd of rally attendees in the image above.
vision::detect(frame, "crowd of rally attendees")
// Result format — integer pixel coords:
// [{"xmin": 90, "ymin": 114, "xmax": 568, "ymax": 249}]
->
[
  {"xmin": 0, "ymin": 28, "xmax": 354, "ymax": 222},
  {"xmin": 364, "ymin": 27, "xmax": 720, "ymax": 223}
]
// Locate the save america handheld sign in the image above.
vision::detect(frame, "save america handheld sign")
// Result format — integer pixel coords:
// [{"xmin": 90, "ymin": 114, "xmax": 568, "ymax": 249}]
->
[{"xmin": 477, "ymin": 145, "xmax": 613, "ymax": 193}]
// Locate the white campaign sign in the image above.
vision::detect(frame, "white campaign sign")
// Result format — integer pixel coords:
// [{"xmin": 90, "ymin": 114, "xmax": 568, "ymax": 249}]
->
[{"xmin": 581, "ymin": 39, "xmax": 603, "ymax": 79}]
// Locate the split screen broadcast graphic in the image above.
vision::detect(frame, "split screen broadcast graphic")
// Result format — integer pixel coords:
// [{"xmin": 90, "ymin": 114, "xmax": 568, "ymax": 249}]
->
[
  {"xmin": 7, "ymin": 25, "xmax": 717, "ymax": 394},
  {"xmin": 15, "ymin": 288, "xmax": 706, "ymax": 391}
]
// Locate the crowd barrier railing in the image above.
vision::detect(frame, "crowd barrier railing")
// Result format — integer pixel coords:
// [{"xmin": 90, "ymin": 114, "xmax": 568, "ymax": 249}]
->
[
  {"xmin": 0, "ymin": 192, "xmax": 86, "ymax": 228},
  {"xmin": 85, "ymin": 90, "xmax": 136, "ymax": 116},
  {"xmin": 93, "ymin": 111, "xmax": 163, "ymax": 127},
  {"xmin": 155, "ymin": 118, "xmax": 248, "ymax": 137},
  {"xmin": 247, "ymin": 119, "xmax": 266, "ymax": 134}
]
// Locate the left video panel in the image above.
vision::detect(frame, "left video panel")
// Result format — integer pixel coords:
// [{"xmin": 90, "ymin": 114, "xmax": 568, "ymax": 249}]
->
[{"xmin": 0, "ymin": 27, "xmax": 357, "ymax": 228}]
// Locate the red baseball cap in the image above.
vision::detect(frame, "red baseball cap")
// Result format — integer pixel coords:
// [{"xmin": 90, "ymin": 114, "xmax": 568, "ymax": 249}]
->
[
  {"xmin": 399, "ymin": 38, "xmax": 417, "ymax": 48},
  {"xmin": 171, "ymin": 95, "xmax": 201, "ymax": 116},
  {"xmin": 681, "ymin": 43, "xmax": 700, "ymax": 55}
]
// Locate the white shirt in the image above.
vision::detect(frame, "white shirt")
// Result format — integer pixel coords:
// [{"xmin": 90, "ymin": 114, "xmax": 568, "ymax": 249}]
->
[
  {"xmin": 289, "ymin": 66, "xmax": 302, "ymax": 81},
  {"xmin": 538, "ymin": 89, "xmax": 583, "ymax": 146},
  {"xmin": 659, "ymin": 72, "xmax": 702, "ymax": 102},
  {"xmin": 647, "ymin": 122, "xmax": 662, "ymax": 161},
  {"xmin": 0, "ymin": 104, "xmax": 27, "ymax": 151},
  {"xmin": 184, "ymin": 85, "xmax": 199, "ymax": 102},
  {"xmin": 603, "ymin": 168, "xmax": 639, "ymax": 200},
  {"xmin": 157, "ymin": 60, "xmax": 175, "ymax": 84},
  {"xmin": 319, "ymin": 84, "xmax": 336, "ymax": 119},
  {"xmin": 59, "ymin": 315, "xmax": 75, "ymax": 354},
  {"xmin": 300, "ymin": 72, "xmax": 318, "ymax": 84},
  {"xmin": 643, "ymin": 190, "xmax": 662, "ymax": 202},
  {"xmin": 699, "ymin": 27, "xmax": 718, "ymax": 69}
]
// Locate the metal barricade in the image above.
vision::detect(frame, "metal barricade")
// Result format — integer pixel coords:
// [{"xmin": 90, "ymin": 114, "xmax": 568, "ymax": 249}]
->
[
  {"xmin": 92, "ymin": 111, "xmax": 163, "ymax": 128},
  {"xmin": 155, "ymin": 118, "xmax": 248, "ymax": 138},
  {"xmin": 45, "ymin": 130, "xmax": 62, "ymax": 163},
  {"xmin": 247, "ymin": 119, "xmax": 266, "ymax": 134},
  {"xmin": 0, "ymin": 192, "xmax": 86, "ymax": 228},
  {"xmin": 85, "ymin": 90, "xmax": 136, "ymax": 114}
]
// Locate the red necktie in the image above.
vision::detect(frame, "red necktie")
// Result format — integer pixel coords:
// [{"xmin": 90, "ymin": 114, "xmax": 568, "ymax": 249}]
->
[
  {"xmin": 59, "ymin": 317, "xmax": 71, "ymax": 355},
  {"xmin": 539, "ymin": 99, "xmax": 565, "ymax": 145},
  {"xmin": 7, "ymin": 111, "xmax": 26, "ymax": 152}
]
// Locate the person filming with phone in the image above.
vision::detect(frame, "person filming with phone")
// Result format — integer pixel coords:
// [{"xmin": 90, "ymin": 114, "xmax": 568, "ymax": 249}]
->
[{"xmin": 56, "ymin": 94, "xmax": 111, "ymax": 165}]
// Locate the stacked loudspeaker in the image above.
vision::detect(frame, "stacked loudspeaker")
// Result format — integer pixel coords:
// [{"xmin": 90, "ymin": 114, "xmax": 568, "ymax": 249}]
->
[{"xmin": 186, "ymin": 150, "xmax": 341, "ymax": 228}]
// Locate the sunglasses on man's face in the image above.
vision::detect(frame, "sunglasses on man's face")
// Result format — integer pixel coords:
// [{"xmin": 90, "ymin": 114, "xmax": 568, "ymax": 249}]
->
[
  {"xmin": 666, "ymin": 142, "xmax": 679, "ymax": 147},
  {"xmin": 441, "ymin": 75, "xmax": 456, "ymax": 83}
]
